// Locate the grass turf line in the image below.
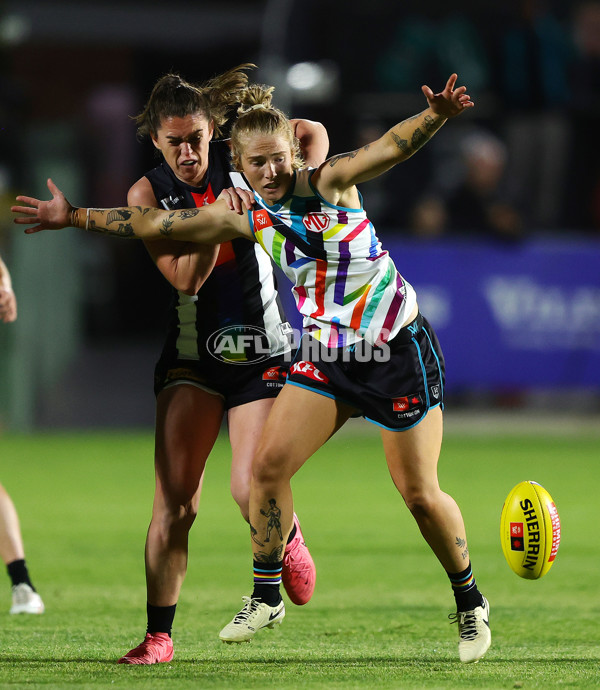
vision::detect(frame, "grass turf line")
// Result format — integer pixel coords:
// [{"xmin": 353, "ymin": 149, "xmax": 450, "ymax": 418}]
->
[{"xmin": 0, "ymin": 430, "xmax": 598, "ymax": 688}]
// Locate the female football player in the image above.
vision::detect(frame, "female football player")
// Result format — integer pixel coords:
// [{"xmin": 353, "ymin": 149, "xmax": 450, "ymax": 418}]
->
[{"xmin": 13, "ymin": 72, "xmax": 490, "ymax": 664}]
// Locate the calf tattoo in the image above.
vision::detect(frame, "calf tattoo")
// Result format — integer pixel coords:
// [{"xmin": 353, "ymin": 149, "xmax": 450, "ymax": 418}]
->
[
  {"xmin": 250, "ymin": 522, "xmax": 263, "ymax": 547},
  {"xmin": 456, "ymin": 537, "xmax": 469, "ymax": 560},
  {"xmin": 260, "ymin": 498, "xmax": 283, "ymax": 542},
  {"xmin": 254, "ymin": 544, "xmax": 285, "ymax": 564},
  {"xmin": 251, "ymin": 498, "xmax": 286, "ymax": 562}
]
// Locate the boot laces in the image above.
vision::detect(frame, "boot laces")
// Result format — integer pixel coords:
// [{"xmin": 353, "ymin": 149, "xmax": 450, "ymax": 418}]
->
[
  {"xmin": 233, "ymin": 596, "xmax": 261, "ymax": 624},
  {"xmin": 448, "ymin": 610, "xmax": 479, "ymax": 641}
]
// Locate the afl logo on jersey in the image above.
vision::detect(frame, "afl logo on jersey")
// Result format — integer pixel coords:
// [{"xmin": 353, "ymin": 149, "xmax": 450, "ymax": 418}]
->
[
  {"xmin": 302, "ymin": 212, "xmax": 330, "ymax": 232},
  {"xmin": 207, "ymin": 325, "xmax": 276, "ymax": 365}
]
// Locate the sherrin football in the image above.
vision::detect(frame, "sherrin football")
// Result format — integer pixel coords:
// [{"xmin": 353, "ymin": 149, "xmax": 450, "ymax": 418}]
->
[{"xmin": 500, "ymin": 480, "xmax": 561, "ymax": 579}]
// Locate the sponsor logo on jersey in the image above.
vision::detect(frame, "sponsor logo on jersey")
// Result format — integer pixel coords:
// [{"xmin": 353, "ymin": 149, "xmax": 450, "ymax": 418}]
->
[
  {"xmin": 302, "ymin": 212, "xmax": 330, "ymax": 232},
  {"xmin": 253, "ymin": 209, "xmax": 273, "ymax": 230},
  {"xmin": 289, "ymin": 361, "xmax": 329, "ymax": 383},
  {"xmin": 160, "ymin": 195, "xmax": 183, "ymax": 210}
]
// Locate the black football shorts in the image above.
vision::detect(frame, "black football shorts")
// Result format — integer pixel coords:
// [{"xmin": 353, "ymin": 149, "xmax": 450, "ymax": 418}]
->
[
  {"xmin": 286, "ymin": 313, "xmax": 445, "ymax": 431},
  {"xmin": 154, "ymin": 354, "xmax": 289, "ymax": 410}
]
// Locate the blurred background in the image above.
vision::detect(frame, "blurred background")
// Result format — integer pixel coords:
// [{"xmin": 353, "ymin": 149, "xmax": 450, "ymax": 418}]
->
[{"xmin": 0, "ymin": 0, "xmax": 599, "ymax": 431}]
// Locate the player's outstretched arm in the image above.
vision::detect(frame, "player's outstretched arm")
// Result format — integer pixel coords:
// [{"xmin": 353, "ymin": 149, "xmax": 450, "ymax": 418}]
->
[
  {"xmin": 315, "ymin": 74, "xmax": 473, "ymax": 193},
  {"xmin": 12, "ymin": 179, "xmax": 252, "ymax": 244}
]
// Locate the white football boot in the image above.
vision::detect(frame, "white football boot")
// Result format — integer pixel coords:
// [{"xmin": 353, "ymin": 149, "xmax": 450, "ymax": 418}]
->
[
  {"xmin": 10, "ymin": 583, "xmax": 45, "ymax": 614},
  {"xmin": 449, "ymin": 596, "xmax": 491, "ymax": 663},
  {"xmin": 219, "ymin": 596, "xmax": 285, "ymax": 643}
]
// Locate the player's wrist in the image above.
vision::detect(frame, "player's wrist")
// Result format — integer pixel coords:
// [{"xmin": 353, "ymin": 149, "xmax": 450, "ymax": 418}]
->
[{"xmin": 69, "ymin": 206, "xmax": 82, "ymax": 229}]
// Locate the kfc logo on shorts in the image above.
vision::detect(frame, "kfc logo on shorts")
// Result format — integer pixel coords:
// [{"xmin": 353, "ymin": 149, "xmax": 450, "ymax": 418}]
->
[
  {"xmin": 290, "ymin": 361, "xmax": 329, "ymax": 383},
  {"xmin": 392, "ymin": 394, "xmax": 421, "ymax": 412},
  {"xmin": 253, "ymin": 209, "xmax": 273, "ymax": 229},
  {"xmin": 302, "ymin": 212, "xmax": 330, "ymax": 233},
  {"xmin": 262, "ymin": 366, "xmax": 287, "ymax": 381}
]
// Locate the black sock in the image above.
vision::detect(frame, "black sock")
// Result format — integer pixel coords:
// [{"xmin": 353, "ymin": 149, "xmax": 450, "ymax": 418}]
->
[
  {"xmin": 447, "ymin": 562, "xmax": 484, "ymax": 612},
  {"xmin": 7, "ymin": 559, "xmax": 35, "ymax": 590},
  {"xmin": 252, "ymin": 560, "xmax": 283, "ymax": 606},
  {"xmin": 146, "ymin": 603, "xmax": 177, "ymax": 636}
]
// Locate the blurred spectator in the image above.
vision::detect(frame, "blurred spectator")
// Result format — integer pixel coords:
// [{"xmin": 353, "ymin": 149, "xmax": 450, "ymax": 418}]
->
[
  {"xmin": 376, "ymin": 15, "xmax": 440, "ymax": 93},
  {"xmin": 567, "ymin": 1, "xmax": 600, "ymax": 231},
  {"xmin": 490, "ymin": 0, "xmax": 576, "ymax": 230},
  {"xmin": 377, "ymin": 12, "xmax": 492, "ymax": 96},
  {"xmin": 410, "ymin": 129, "xmax": 523, "ymax": 241}
]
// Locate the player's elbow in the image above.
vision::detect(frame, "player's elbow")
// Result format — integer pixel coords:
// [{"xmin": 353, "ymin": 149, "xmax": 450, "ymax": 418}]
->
[
  {"xmin": 178, "ymin": 278, "xmax": 202, "ymax": 296},
  {"xmin": 168, "ymin": 277, "xmax": 198, "ymax": 295}
]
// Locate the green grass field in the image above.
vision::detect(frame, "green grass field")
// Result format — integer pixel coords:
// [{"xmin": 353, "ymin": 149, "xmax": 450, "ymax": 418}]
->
[{"xmin": 0, "ymin": 424, "xmax": 598, "ymax": 688}]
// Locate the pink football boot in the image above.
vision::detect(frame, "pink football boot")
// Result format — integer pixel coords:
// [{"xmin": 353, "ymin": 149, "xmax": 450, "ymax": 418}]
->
[
  {"xmin": 117, "ymin": 632, "xmax": 174, "ymax": 665},
  {"xmin": 282, "ymin": 514, "xmax": 316, "ymax": 605}
]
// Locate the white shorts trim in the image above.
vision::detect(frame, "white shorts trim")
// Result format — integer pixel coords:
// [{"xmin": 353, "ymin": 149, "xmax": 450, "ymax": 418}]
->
[{"xmin": 162, "ymin": 379, "xmax": 225, "ymax": 400}]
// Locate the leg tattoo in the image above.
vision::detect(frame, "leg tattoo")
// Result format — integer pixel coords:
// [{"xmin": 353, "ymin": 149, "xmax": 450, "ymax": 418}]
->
[{"xmin": 260, "ymin": 498, "xmax": 283, "ymax": 543}]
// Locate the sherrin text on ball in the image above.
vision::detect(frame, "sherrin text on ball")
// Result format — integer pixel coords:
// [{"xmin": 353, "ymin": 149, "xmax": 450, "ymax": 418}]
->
[{"xmin": 500, "ymin": 480, "xmax": 561, "ymax": 579}]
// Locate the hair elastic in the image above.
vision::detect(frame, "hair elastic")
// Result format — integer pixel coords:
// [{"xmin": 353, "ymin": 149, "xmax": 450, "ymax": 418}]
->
[
  {"xmin": 249, "ymin": 103, "xmax": 268, "ymax": 111},
  {"xmin": 86, "ymin": 208, "xmax": 91, "ymax": 230}
]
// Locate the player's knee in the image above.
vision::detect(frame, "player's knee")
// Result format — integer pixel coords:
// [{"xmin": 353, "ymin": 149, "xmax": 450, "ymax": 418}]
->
[
  {"xmin": 402, "ymin": 488, "xmax": 438, "ymax": 520},
  {"xmin": 154, "ymin": 497, "xmax": 198, "ymax": 535},
  {"xmin": 230, "ymin": 480, "xmax": 250, "ymax": 519},
  {"xmin": 251, "ymin": 446, "xmax": 292, "ymax": 487}
]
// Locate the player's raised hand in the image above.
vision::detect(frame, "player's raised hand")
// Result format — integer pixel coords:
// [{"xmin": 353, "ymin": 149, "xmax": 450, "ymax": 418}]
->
[
  {"xmin": 422, "ymin": 74, "xmax": 474, "ymax": 119},
  {"xmin": 11, "ymin": 178, "xmax": 76, "ymax": 233}
]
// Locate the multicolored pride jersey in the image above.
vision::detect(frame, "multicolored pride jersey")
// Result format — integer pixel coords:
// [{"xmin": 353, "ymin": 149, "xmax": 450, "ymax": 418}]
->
[
  {"xmin": 248, "ymin": 168, "xmax": 417, "ymax": 347},
  {"xmin": 145, "ymin": 139, "xmax": 290, "ymax": 364}
]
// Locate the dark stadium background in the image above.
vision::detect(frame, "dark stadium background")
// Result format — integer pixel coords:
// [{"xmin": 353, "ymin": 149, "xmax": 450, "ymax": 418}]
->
[{"xmin": 1, "ymin": 0, "xmax": 599, "ymax": 430}]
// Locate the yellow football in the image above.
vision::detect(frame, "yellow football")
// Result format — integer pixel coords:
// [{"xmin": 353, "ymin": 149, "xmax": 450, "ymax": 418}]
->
[{"xmin": 500, "ymin": 480, "xmax": 561, "ymax": 579}]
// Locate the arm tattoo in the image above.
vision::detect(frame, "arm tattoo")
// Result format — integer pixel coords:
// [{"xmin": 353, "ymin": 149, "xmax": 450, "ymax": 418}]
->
[
  {"xmin": 390, "ymin": 131, "xmax": 410, "ymax": 154},
  {"xmin": 411, "ymin": 127, "xmax": 427, "ymax": 151},
  {"xmin": 423, "ymin": 114, "xmax": 436, "ymax": 132},
  {"xmin": 328, "ymin": 149, "xmax": 360, "ymax": 167},
  {"xmin": 88, "ymin": 208, "xmax": 135, "ymax": 238},
  {"xmin": 160, "ymin": 212, "xmax": 175, "ymax": 236},
  {"xmin": 106, "ymin": 209, "xmax": 132, "ymax": 223},
  {"xmin": 391, "ymin": 113, "xmax": 441, "ymax": 156},
  {"xmin": 179, "ymin": 208, "xmax": 200, "ymax": 220}
]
